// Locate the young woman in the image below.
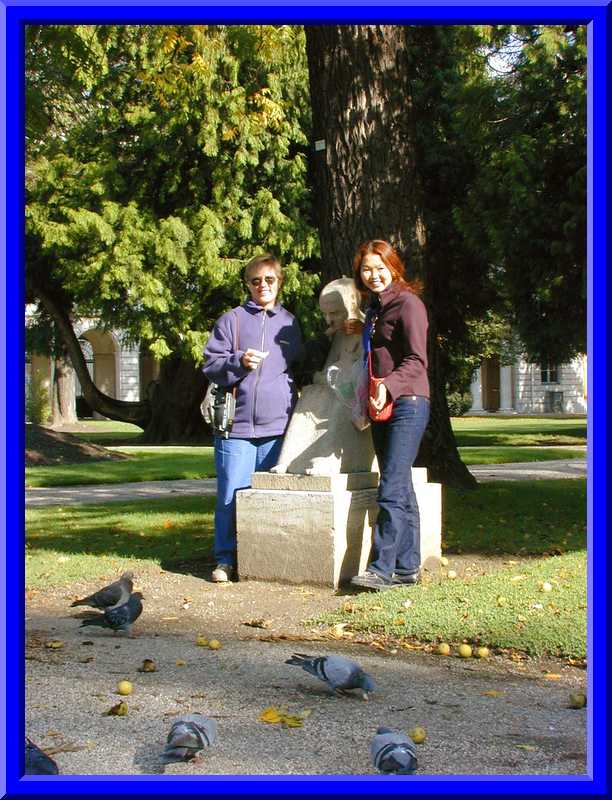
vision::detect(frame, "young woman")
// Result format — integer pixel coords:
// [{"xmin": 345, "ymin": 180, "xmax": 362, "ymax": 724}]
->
[
  {"xmin": 202, "ymin": 254, "xmax": 303, "ymax": 582},
  {"xmin": 350, "ymin": 240, "xmax": 430, "ymax": 592}
]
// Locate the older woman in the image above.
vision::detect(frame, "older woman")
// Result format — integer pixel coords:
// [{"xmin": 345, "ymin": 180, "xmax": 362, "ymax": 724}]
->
[
  {"xmin": 350, "ymin": 240, "xmax": 430, "ymax": 592},
  {"xmin": 203, "ymin": 254, "xmax": 303, "ymax": 582}
]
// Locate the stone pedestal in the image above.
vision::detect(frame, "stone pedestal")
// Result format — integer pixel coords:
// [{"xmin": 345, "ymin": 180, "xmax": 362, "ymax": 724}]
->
[{"xmin": 236, "ymin": 468, "xmax": 442, "ymax": 589}]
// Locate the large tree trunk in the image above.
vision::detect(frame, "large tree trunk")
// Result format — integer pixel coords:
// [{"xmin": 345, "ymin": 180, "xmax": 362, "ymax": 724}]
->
[
  {"xmin": 141, "ymin": 356, "xmax": 208, "ymax": 443},
  {"xmin": 305, "ymin": 24, "xmax": 475, "ymax": 489},
  {"xmin": 50, "ymin": 350, "xmax": 77, "ymax": 426}
]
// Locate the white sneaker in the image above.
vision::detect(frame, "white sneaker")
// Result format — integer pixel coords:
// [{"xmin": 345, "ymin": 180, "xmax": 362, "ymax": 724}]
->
[{"xmin": 211, "ymin": 564, "xmax": 234, "ymax": 583}]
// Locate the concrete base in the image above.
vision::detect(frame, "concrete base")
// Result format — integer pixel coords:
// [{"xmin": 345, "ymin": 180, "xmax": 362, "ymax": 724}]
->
[{"xmin": 236, "ymin": 468, "xmax": 442, "ymax": 589}]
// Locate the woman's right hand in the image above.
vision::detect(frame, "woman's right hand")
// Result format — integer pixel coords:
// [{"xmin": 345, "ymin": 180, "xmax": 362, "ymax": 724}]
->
[{"xmin": 241, "ymin": 349, "xmax": 269, "ymax": 370}]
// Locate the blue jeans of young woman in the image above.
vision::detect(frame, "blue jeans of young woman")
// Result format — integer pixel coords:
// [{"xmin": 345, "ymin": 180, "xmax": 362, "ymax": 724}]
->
[
  {"xmin": 368, "ymin": 395, "xmax": 430, "ymax": 580},
  {"xmin": 213, "ymin": 435, "xmax": 283, "ymax": 567}
]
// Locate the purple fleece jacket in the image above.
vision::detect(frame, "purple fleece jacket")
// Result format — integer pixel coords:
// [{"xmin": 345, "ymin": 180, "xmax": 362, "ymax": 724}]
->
[{"xmin": 202, "ymin": 300, "xmax": 304, "ymax": 438}]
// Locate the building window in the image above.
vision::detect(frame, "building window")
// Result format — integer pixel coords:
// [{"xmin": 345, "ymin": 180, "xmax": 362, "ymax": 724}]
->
[{"xmin": 540, "ymin": 363, "xmax": 559, "ymax": 384}]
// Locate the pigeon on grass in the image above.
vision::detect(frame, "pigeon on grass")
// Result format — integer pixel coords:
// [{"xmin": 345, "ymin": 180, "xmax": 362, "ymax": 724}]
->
[
  {"xmin": 25, "ymin": 737, "xmax": 59, "ymax": 775},
  {"xmin": 285, "ymin": 653, "xmax": 375, "ymax": 699},
  {"xmin": 80, "ymin": 591, "xmax": 143, "ymax": 635},
  {"xmin": 370, "ymin": 727, "xmax": 418, "ymax": 774},
  {"xmin": 71, "ymin": 571, "xmax": 134, "ymax": 610},
  {"xmin": 163, "ymin": 714, "xmax": 217, "ymax": 763}
]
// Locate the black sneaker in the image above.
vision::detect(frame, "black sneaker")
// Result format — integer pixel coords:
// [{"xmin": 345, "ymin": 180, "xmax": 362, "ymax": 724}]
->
[
  {"xmin": 391, "ymin": 571, "xmax": 420, "ymax": 585},
  {"xmin": 350, "ymin": 571, "xmax": 398, "ymax": 591}
]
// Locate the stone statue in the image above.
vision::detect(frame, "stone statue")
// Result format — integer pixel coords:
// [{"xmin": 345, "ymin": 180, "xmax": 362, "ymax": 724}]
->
[{"xmin": 271, "ymin": 278, "xmax": 375, "ymax": 476}]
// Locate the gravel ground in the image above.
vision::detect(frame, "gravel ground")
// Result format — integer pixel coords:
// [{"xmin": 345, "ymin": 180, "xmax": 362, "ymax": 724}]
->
[{"xmin": 26, "ymin": 566, "xmax": 587, "ymax": 777}]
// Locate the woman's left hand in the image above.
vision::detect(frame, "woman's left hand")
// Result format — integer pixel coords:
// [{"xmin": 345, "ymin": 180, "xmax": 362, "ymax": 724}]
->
[{"xmin": 371, "ymin": 381, "xmax": 388, "ymax": 411}]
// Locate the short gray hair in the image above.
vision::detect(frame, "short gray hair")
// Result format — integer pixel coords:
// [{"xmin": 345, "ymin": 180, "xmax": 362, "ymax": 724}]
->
[{"xmin": 243, "ymin": 253, "xmax": 283, "ymax": 284}]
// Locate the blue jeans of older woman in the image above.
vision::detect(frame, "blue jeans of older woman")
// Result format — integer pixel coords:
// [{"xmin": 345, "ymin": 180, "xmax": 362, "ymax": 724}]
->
[
  {"xmin": 368, "ymin": 395, "xmax": 430, "ymax": 580},
  {"xmin": 214, "ymin": 435, "xmax": 283, "ymax": 567}
]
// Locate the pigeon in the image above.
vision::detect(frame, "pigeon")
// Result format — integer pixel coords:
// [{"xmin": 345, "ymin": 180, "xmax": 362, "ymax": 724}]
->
[
  {"xmin": 80, "ymin": 591, "xmax": 143, "ymax": 635},
  {"xmin": 370, "ymin": 727, "xmax": 418, "ymax": 774},
  {"xmin": 162, "ymin": 713, "xmax": 218, "ymax": 763},
  {"xmin": 71, "ymin": 571, "xmax": 134, "ymax": 610},
  {"xmin": 285, "ymin": 652, "xmax": 375, "ymax": 699},
  {"xmin": 25, "ymin": 737, "xmax": 59, "ymax": 775}
]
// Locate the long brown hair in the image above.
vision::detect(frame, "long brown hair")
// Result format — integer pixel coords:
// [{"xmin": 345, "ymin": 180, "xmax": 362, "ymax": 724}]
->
[{"xmin": 352, "ymin": 240, "xmax": 422, "ymax": 297}]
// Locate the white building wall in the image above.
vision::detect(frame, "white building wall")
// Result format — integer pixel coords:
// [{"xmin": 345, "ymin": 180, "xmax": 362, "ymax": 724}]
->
[
  {"xmin": 513, "ymin": 356, "xmax": 586, "ymax": 414},
  {"xmin": 119, "ymin": 342, "xmax": 141, "ymax": 401}
]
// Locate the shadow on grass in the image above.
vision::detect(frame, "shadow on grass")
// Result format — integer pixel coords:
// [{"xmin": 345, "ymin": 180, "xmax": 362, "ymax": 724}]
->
[
  {"xmin": 444, "ymin": 479, "xmax": 587, "ymax": 556},
  {"xmin": 26, "ymin": 497, "xmax": 216, "ymax": 580}
]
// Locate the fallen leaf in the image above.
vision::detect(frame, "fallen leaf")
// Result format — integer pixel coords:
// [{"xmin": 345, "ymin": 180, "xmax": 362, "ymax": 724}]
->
[
  {"xmin": 482, "ymin": 690, "xmax": 505, "ymax": 698},
  {"xmin": 45, "ymin": 640, "xmax": 64, "ymax": 649},
  {"xmin": 176, "ymin": 659, "xmax": 186, "ymax": 667},
  {"xmin": 542, "ymin": 672, "xmax": 562, "ymax": 680},
  {"xmin": 260, "ymin": 707, "xmax": 284, "ymax": 724},
  {"xmin": 104, "ymin": 701, "xmax": 128, "ymax": 717},
  {"xmin": 516, "ymin": 744, "xmax": 537, "ymax": 751},
  {"xmin": 510, "ymin": 575, "xmax": 527, "ymax": 582},
  {"xmin": 259, "ymin": 706, "xmax": 309, "ymax": 728},
  {"xmin": 242, "ymin": 619, "xmax": 272, "ymax": 629},
  {"xmin": 161, "ymin": 616, "xmax": 179, "ymax": 622}
]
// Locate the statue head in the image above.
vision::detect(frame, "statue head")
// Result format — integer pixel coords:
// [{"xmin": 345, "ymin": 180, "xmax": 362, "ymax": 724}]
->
[{"xmin": 319, "ymin": 278, "xmax": 364, "ymax": 335}]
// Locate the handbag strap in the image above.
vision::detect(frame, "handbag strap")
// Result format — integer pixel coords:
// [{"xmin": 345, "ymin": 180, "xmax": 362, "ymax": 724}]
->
[{"xmin": 230, "ymin": 310, "xmax": 240, "ymax": 398}]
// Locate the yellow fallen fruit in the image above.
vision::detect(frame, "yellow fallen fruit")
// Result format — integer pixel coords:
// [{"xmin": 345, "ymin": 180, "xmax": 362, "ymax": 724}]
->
[
  {"xmin": 447, "ymin": 570, "xmax": 457, "ymax": 579},
  {"xmin": 117, "ymin": 680, "xmax": 133, "ymax": 696},
  {"xmin": 196, "ymin": 635, "xmax": 209, "ymax": 646},
  {"xmin": 440, "ymin": 556, "xmax": 449, "ymax": 567},
  {"xmin": 208, "ymin": 639, "xmax": 222, "ymax": 650},
  {"xmin": 105, "ymin": 701, "xmax": 128, "ymax": 717},
  {"xmin": 497, "ymin": 596, "xmax": 508, "ymax": 607},
  {"xmin": 569, "ymin": 692, "xmax": 586, "ymax": 709},
  {"xmin": 408, "ymin": 726, "xmax": 427, "ymax": 744},
  {"xmin": 540, "ymin": 581, "xmax": 553, "ymax": 592},
  {"xmin": 476, "ymin": 647, "xmax": 490, "ymax": 659},
  {"xmin": 437, "ymin": 643, "xmax": 451, "ymax": 656},
  {"xmin": 457, "ymin": 644, "xmax": 472, "ymax": 658}
]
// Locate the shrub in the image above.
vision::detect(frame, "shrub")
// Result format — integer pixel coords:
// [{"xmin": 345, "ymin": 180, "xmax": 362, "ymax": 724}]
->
[
  {"xmin": 447, "ymin": 390, "xmax": 472, "ymax": 417},
  {"xmin": 26, "ymin": 373, "xmax": 51, "ymax": 424}
]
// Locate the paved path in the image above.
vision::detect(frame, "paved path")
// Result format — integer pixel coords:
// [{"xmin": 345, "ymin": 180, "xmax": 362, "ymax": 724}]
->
[{"xmin": 25, "ymin": 459, "xmax": 586, "ymax": 508}]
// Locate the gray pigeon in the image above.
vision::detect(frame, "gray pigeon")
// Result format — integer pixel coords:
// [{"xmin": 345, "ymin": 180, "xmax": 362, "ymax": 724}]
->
[
  {"xmin": 25, "ymin": 737, "xmax": 59, "ymax": 775},
  {"xmin": 370, "ymin": 727, "xmax": 418, "ymax": 774},
  {"xmin": 285, "ymin": 652, "xmax": 375, "ymax": 699},
  {"xmin": 71, "ymin": 571, "xmax": 134, "ymax": 609},
  {"xmin": 80, "ymin": 591, "xmax": 143, "ymax": 635},
  {"xmin": 163, "ymin": 713, "xmax": 218, "ymax": 763}
]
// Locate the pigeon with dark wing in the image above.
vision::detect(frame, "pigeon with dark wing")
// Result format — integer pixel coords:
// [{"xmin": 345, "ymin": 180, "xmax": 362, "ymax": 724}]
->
[
  {"xmin": 71, "ymin": 571, "xmax": 134, "ymax": 610},
  {"xmin": 285, "ymin": 652, "xmax": 375, "ymax": 699},
  {"xmin": 370, "ymin": 727, "xmax": 418, "ymax": 774},
  {"xmin": 80, "ymin": 591, "xmax": 143, "ymax": 635},
  {"xmin": 163, "ymin": 713, "xmax": 217, "ymax": 763},
  {"xmin": 25, "ymin": 737, "xmax": 59, "ymax": 775}
]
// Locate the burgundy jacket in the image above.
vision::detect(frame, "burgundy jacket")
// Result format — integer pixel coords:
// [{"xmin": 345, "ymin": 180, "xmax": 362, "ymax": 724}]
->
[{"xmin": 369, "ymin": 282, "xmax": 430, "ymax": 400}]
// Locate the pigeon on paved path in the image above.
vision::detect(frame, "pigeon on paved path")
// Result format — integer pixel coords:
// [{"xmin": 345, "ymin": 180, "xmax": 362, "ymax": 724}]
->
[
  {"xmin": 25, "ymin": 737, "xmax": 59, "ymax": 775},
  {"xmin": 71, "ymin": 571, "xmax": 134, "ymax": 610},
  {"xmin": 285, "ymin": 652, "xmax": 375, "ymax": 699},
  {"xmin": 370, "ymin": 727, "xmax": 418, "ymax": 774},
  {"xmin": 163, "ymin": 714, "xmax": 218, "ymax": 763},
  {"xmin": 80, "ymin": 591, "xmax": 143, "ymax": 635}
]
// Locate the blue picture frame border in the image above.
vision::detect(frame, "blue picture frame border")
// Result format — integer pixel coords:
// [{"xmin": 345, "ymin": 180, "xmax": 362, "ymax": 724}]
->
[{"xmin": 1, "ymin": 1, "xmax": 608, "ymax": 796}]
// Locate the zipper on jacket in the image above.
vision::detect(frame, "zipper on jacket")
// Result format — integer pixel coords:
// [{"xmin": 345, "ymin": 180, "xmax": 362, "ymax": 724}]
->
[{"xmin": 251, "ymin": 311, "xmax": 267, "ymax": 435}]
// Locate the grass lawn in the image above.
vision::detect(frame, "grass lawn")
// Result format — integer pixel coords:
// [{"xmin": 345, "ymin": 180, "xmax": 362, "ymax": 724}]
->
[
  {"xmin": 26, "ymin": 496, "xmax": 215, "ymax": 589},
  {"xmin": 443, "ymin": 479, "xmax": 586, "ymax": 555},
  {"xmin": 452, "ymin": 416, "xmax": 586, "ymax": 447},
  {"xmin": 313, "ymin": 479, "xmax": 587, "ymax": 659},
  {"xmin": 26, "ymin": 447, "xmax": 216, "ymax": 487},
  {"xmin": 457, "ymin": 446, "xmax": 584, "ymax": 465},
  {"xmin": 317, "ymin": 552, "xmax": 586, "ymax": 659}
]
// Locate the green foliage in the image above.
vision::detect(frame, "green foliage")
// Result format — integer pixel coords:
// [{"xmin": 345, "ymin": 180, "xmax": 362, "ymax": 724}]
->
[
  {"xmin": 26, "ymin": 373, "xmax": 51, "ymax": 424},
  {"xmin": 455, "ymin": 26, "xmax": 586, "ymax": 363},
  {"xmin": 26, "ymin": 25, "xmax": 320, "ymax": 363}
]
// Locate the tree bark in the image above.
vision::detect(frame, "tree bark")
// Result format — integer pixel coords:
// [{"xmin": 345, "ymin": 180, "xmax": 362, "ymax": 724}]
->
[
  {"xmin": 50, "ymin": 349, "xmax": 77, "ymax": 426},
  {"xmin": 305, "ymin": 24, "xmax": 476, "ymax": 489}
]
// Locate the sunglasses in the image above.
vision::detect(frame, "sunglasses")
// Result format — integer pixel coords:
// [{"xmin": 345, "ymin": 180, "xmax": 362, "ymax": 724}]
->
[{"xmin": 248, "ymin": 276, "xmax": 277, "ymax": 287}]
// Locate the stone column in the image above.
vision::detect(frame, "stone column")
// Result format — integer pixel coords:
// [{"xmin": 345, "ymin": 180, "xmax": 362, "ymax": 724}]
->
[
  {"xmin": 469, "ymin": 367, "xmax": 483, "ymax": 412},
  {"xmin": 499, "ymin": 365, "xmax": 514, "ymax": 412}
]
